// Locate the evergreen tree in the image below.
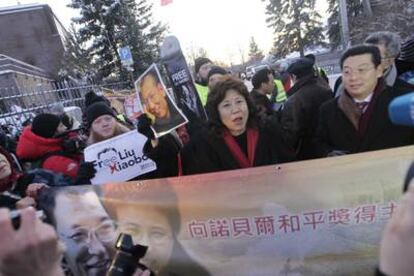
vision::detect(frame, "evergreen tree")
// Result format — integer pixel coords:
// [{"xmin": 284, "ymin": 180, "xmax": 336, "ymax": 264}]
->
[
  {"xmin": 248, "ymin": 37, "xmax": 264, "ymax": 63},
  {"xmin": 68, "ymin": 0, "xmax": 166, "ymax": 81},
  {"xmin": 351, "ymin": 0, "xmax": 414, "ymax": 42},
  {"xmin": 59, "ymin": 24, "xmax": 95, "ymax": 80},
  {"xmin": 327, "ymin": 0, "xmax": 414, "ymax": 49},
  {"xmin": 264, "ymin": 0, "xmax": 326, "ymax": 57}
]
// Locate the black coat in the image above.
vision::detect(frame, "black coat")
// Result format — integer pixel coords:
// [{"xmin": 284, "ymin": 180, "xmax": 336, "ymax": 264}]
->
[
  {"xmin": 142, "ymin": 134, "xmax": 182, "ymax": 179},
  {"xmin": 280, "ymin": 74, "xmax": 333, "ymax": 160},
  {"xmin": 314, "ymin": 86, "xmax": 414, "ymax": 157},
  {"xmin": 180, "ymin": 124, "xmax": 295, "ymax": 175},
  {"xmin": 250, "ymin": 89, "xmax": 274, "ymax": 117},
  {"xmin": 393, "ymin": 77, "xmax": 414, "ymax": 95}
]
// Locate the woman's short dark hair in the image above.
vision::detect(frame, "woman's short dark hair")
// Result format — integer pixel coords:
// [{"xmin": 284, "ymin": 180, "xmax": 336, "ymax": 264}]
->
[{"xmin": 205, "ymin": 77, "xmax": 257, "ymax": 136}]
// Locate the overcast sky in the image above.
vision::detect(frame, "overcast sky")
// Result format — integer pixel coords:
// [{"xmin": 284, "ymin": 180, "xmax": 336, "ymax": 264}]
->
[{"xmin": 1, "ymin": 0, "xmax": 329, "ymax": 64}]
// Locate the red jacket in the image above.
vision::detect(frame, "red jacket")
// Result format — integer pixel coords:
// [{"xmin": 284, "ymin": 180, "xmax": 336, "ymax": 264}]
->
[{"xmin": 16, "ymin": 127, "xmax": 81, "ymax": 179}]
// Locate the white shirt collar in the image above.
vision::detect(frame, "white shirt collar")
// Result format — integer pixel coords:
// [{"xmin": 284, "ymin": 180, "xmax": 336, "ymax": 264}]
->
[{"xmin": 354, "ymin": 93, "xmax": 373, "ymax": 103}]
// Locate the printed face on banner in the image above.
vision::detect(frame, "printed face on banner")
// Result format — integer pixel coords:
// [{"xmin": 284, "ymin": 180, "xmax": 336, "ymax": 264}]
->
[
  {"xmin": 115, "ymin": 205, "xmax": 174, "ymax": 274},
  {"xmin": 84, "ymin": 130, "xmax": 157, "ymax": 184},
  {"xmin": 99, "ymin": 182, "xmax": 211, "ymax": 276},
  {"xmin": 135, "ymin": 64, "xmax": 188, "ymax": 138},
  {"xmin": 53, "ymin": 190, "xmax": 117, "ymax": 276}
]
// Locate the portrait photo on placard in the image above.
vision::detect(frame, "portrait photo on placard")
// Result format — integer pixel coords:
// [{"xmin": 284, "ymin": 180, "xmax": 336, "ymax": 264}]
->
[{"xmin": 135, "ymin": 64, "xmax": 188, "ymax": 137}]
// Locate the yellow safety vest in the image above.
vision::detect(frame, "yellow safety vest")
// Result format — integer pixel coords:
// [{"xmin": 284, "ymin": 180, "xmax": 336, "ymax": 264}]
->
[
  {"xmin": 195, "ymin": 83, "xmax": 209, "ymax": 106},
  {"xmin": 274, "ymin": 79, "xmax": 287, "ymax": 103},
  {"xmin": 116, "ymin": 114, "xmax": 126, "ymax": 122}
]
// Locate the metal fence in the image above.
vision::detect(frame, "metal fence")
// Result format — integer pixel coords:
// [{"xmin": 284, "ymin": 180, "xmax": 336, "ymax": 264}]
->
[{"xmin": 0, "ymin": 79, "xmax": 132, "ymax": 136}]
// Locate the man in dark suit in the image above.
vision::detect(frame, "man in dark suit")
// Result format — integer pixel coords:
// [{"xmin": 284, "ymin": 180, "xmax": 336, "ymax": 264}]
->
[
  {"xmin": 315, "ymin": 45, "xmax": 414, "ymax": 157},
  {"xmin": 250, "ymin": 68, "xmax": 275, "ymax": 118},
  {"xmin": 365, "ymin": 31, "xmax": 414, "ymax": 94}
]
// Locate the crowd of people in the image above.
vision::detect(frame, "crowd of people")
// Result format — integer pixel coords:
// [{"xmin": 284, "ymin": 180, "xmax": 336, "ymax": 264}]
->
[{"xmin": 0, "ymin": 30, "xmax": 414, "ymax": 275}]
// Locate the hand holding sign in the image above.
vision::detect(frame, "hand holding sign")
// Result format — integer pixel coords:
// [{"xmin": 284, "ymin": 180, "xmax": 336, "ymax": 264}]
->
[
  {"xmin": 84, "ymin": 131, "xmax": 157, "ymax": 184},
  {"xmin": 137, "ymin": 114, "xmax": 155, "ymax": 140}
]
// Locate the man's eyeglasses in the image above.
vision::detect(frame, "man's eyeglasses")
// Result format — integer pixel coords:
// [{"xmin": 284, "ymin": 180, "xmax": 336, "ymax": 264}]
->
[
  {"xmin": 62, "ymin": 220, "xmax": 172, "ymax": 246},
  {"xmin": 343, "ymin": 66, "xmax": 376, "ymax": 77},
  {"xmin": 63, "ymin": 220, "xmax": 117, "ymax": 245}
]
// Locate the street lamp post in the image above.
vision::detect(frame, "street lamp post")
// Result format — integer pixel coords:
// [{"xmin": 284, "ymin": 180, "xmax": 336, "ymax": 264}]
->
[{"xmin": 339, "ymin": 0, "xmax": 350, "ymax": 50}]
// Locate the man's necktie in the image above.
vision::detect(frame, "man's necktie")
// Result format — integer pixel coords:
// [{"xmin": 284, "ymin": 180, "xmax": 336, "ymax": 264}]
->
[{"xmin": 356, "ymin": 101, "xmax": 369, "ymax": 113}]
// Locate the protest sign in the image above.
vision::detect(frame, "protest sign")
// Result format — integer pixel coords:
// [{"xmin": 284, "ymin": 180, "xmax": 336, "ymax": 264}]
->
[
  {"xmin": 47, "ymin": 146, "xmax": 414, "ymax": 275},
  {"xmin": 84, "ymin": 130, "xmax": 156, "ymax": 184},
  {"xmin": 135, "ymin": 64, "xmax": 188, "ymax": 138},
  {"xmin": 160, "ymin": 36, "xmax": 207, "ymax": 124},
  {"xmin": 124, "ymin": 94, "xmax": 143, "ymax": 121}
]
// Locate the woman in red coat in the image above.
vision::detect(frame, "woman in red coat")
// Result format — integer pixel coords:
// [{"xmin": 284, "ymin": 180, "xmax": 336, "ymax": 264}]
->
[{"xmin": 16, "ymin": 113, "xmax": 81, "ymax": 179}]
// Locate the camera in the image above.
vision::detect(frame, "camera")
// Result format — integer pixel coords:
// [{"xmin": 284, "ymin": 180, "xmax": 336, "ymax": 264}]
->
[{"xmin": 106, "ymin": 233, "xmax": 154, "ymax": 276}]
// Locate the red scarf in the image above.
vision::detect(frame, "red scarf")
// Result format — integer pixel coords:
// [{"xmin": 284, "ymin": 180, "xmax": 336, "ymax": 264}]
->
[
  {"xmin": 222, "ymin": 128, "xmax": 259, "ymax": 168},
  {"xmin": 0, "ymin": 147, "xmax": 22, "ymax": 192}
]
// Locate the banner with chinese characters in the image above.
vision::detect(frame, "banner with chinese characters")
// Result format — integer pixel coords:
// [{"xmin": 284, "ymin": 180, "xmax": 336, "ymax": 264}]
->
[{"xmin": 49, "ymin": 146, "xmax": 413, "ymax": 276}]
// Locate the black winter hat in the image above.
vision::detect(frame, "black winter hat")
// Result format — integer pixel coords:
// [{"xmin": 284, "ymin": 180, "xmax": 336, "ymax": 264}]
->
[
  {"xmin": 84, "ymin": 91, "xmax": 109, "ymax": 108},
  {"xmin": 86, "ymin": 102, "xmax": 116, "ymax": 126},
  {"xmin": 194, "ymin": 57, "xmax": 212, "ymax": 74},
  {"xmin": 207, "ymin": 66, "xmax": 227, "ymax": 80},
  {"xmin": 287, "ymin": 57, "xmax": 315, "ymax": 78},
  {"xmin": 32, "ymin": 113, "xmax": 61, "ymax": 138}
]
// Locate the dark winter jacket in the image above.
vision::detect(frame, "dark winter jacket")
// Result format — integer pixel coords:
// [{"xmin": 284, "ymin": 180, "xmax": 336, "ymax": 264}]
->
[
  {"xmin": 16, "ymin": 127, "xmax": 81, "ymax": 179},
  {"xmin": 250, "ymin": 89, "xmax": 274, "ymax": 117},
  {"xmin": 141, "ymin": 133, "xmax": 182, "ymax": 179},
  {"xmin": 0, "ymin": 144, "xmax": 73, "ymax": 209},
  {"xmin": 392, "ymin": 77, "xmax": 414, "ymax": 95},
  {"xmin": 179, "ymin": 124, "xmax": 295, "ymax": 176},
  {"xmin": 280, "ymin": 74, "xmax": 333, "ymax": 160},
  {"xmin": 314, "ymin": 84, "xmax": 414, "ymax": 157}
]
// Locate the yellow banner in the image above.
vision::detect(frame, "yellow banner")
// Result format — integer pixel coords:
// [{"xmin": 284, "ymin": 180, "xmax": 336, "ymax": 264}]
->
[{"xmin": 46, "ymin": 146, "xmax": 414, "ymax": 275}]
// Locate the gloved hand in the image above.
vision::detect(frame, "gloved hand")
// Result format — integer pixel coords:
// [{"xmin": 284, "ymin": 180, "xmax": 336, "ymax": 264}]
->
[
  {"xmin": 137, "ymin": 114, "xmax": 155, "ymax": 140},
  {"xmin": 62, "ymin": 139, "xmax": 78, "ymax": 154},
  {"xmin": 75, "ymin": 162, "xmax": 96, "ymax": 184},
  {"xmin": 62, "ymin": 138, "xmax": 86, "ymax": 154}
]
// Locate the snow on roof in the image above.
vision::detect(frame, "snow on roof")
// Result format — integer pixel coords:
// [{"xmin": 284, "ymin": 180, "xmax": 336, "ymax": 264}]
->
[
  {"xmin": 0, "ymin": 3, "xmax": 47, "ymax": 12},
  {"xmin": 0, "ymin": 54, "xmax": 46, "ymax": 73},
  {"xmin": 0, "ymin": 3, "xmax": 49, "ymax": 15}
]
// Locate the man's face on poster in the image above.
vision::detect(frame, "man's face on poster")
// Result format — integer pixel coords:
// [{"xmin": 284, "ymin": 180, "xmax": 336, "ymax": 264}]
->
[
  {"xmin": 54, "ymin": 191, "xmax": 117, "ymax": 276},
  {"xmin": 116, "ymin": 205, "xmax": 174, "ymax": 274},
  {"xmin": 141, "ymin": 74, "xmax": 170, "ymax": 120}
]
